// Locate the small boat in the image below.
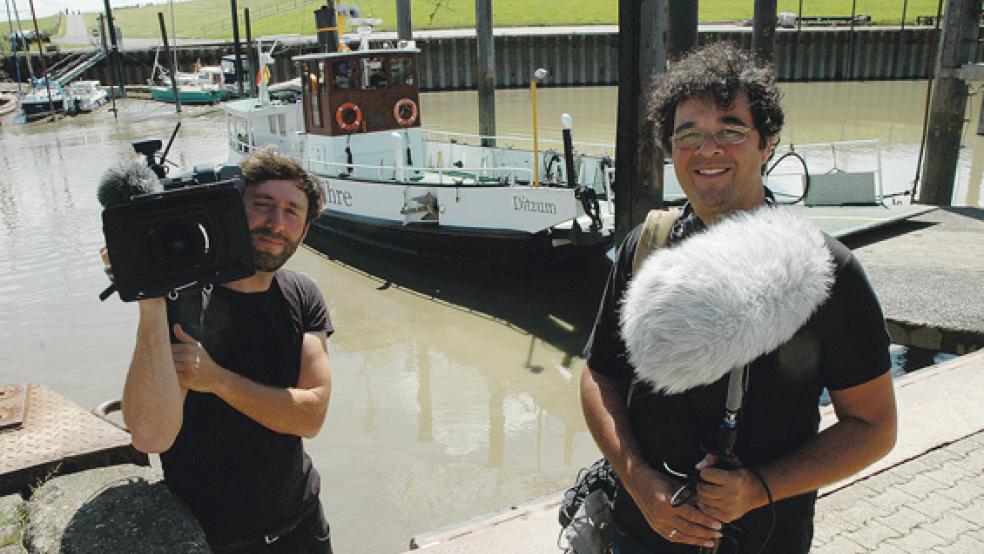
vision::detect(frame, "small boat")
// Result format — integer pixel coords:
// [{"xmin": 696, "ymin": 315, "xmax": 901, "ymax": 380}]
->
[
  {"xmin": 223, "ymin": 27, "xmax": 614, "ymax": 256},
  {"xmin": 220, "ymin": 53, "xmax": 253, "ymax": 97},
  {"xmin": 64, "ymin": 80, "xmax": 108, "ymax": 114},
  {"xmin": 150, "ymin": 66, "xmax": 227, "ymax": 105},
  {"xmin": 20, "ymin": 79, "xmax": 64, "ymax": 120}
]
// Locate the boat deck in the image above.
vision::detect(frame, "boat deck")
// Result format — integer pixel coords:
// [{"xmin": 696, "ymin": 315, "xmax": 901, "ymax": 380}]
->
[{"xmin": 786, "ymin": 203, "xmax": 937, "ymax": 239}]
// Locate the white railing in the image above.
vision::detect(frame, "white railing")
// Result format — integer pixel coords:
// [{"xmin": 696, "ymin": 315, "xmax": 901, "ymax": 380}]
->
[
  {"xmin": 303, "ymin": 158, "xmax": 534, "ymax": 185},
  {"xmin": 422, "ymin": 130, "xmax": 616, "ymax": 156}
]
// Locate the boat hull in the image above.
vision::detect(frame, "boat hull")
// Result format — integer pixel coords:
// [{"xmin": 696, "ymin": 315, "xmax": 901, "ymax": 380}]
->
[
  {"xmin": 150, "ymin": 86, "xmax": 225, "ymax": 105},
  {"xmin": 21, "ymin": 98, "xmax": 64, "ymax": 120}
]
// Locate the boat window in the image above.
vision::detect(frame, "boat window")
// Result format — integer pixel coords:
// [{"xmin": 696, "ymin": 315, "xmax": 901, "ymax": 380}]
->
[
  {"xmin": 269, "ymin": 114, "xmax": 278, "ymax": 134},
  {"xmin": 389, "ymin": 57, "xmax": 414, "ymax": 86},
  {"xmin": 332, "ymin": 60, "xmax": 355, "ymax": 90},
  {"xmin": 278, "ymin": 114, "xmax": 286, "ymax": 137},
  {"xmin": 361, "ymin": 57, "xmax": 387, "ymax": 90},
  {"xmin": 306, "ymin": 64, "xmax": 322, "ymax": 128}
]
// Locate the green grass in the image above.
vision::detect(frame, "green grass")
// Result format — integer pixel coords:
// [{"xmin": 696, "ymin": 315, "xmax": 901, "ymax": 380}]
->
[{"xmin": 62, "ymin": 0, "xmax": 943, "ymax": 41}]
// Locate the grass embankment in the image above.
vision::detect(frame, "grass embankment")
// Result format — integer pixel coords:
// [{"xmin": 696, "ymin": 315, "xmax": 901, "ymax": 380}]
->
[
  {"xmin": 0, "ymin": 13, "xmax": 63, "ymax": 55},
  {"xmin": 45, "ymin": 0, "xmax": 946, "ymax": 42}
]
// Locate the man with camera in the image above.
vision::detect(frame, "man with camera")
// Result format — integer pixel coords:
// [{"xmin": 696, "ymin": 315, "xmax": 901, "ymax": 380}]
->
[
  {"xmin": 109, "ymin": 147, "xmax": 333, "ymax": 552},
  {"xmin": 580, "ymin": 43, "xmax": 897, "ymax": 553}
]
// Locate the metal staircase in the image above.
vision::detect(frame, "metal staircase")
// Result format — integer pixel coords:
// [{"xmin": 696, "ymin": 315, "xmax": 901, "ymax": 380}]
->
[{"xmin": 50, "ymin": 51, "xmax": 106, "ymax": 84}]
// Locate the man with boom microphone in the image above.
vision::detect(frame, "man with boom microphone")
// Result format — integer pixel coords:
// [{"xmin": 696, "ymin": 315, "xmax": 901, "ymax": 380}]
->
[
  {"xmin": 106, "ymin": 147, "xmax": 334, "ymax": 552},
  {"xmin": 581, "ymin": 43, "xmax": 897, "ymax": 553}
]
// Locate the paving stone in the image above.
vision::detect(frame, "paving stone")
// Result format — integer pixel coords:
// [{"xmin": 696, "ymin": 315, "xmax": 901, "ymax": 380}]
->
[
  {"xmin": 921, "ymin": 461, "xmax": 977, "ymax": 488},
  {"xmin": 950, "ymin": 496, "xmax": 984, "ymax": 525},
  {"xmin": 864, "ymin": 486, "xmax": 919, "ymax": 512},
  {"xmin": 888, "ymin": 457, "xmax": 936, "ymax": 480},
  {"xmin": 884, "ymin": 527, "xmax": 949, "ymax": 551},
  {"xmin": 919, "ymin": 514, "xmax": 979, "ymax": 542},
  {"xmin": 918, "ymin": 447, "xmax": 965, "ymax": 467},
  {"xmin": 907, "ymin": 490, "xmax": 964, "ymax": 518},
  {"xmin": 874, "ymin": 505, "xmax": 934, "ymax": 534},
  {"xmin": 938, "ymin": 474, "xmax": 984, "ymax": 505},
  {"xmin": 811, "ymin": 534, "xmax": 868, "ymax": 554},
  {"xmin": 840, "ymin": 519, "xmax": 903, "ymax": 549},
  {"xmin": 870, "ymin": 543, "xmax": 910, "ymax": 554},
  {"xmin": 824, "ymin": 498, "xmax": 888, "ymax": 532},
  {"xmin": 935, "ymin": 533, "xmax": 984, "ymax": 553},
  {"xmin": 896, "ymin": 472, "xmax": 952, "ymax": 499}
]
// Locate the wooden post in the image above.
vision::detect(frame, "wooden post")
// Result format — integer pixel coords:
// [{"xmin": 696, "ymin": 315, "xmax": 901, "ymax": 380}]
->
[
  {"xmin": 920, "ymin": 0, "xmax": 980, "ymax": 206},
  {"xmin": 230, "ymin": 0, "xmax": 244, "ymax": 97},
  {"xmin": 752, "ymin": 0, "xmax": 777, "ymax": 64},
  {"xmin": 667, "ymin": 0, "xmax": 697, "ymax": 60},
  {"xmin": 396, "ymin": 0, "xmax": 412, "ymax": 42},
  {"xmin": 102, "ymin": 0, "xmax": 125, "ymax": 97},
  {"xmin": 475, "ymin": 0, "xmax": 496, "ymax": 147},
  {"xmin": 614, "ymin": 0, "xmax": 669, "ymax": 244},
  {"xmin": 26, "ymin": 0, "xmax": 54, "ymax": 120},
  {"xmin": 157, "ymin": 12, "xmax": 180, "ymax": 112},
  {"xmin": 244, "ymin": 7, "xmax": 255, "ymax": 98}
]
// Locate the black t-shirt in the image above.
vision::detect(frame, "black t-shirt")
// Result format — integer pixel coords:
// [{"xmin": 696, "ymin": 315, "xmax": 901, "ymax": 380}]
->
[
  {"xmin": 161, "ymin": 270, "xmax": 332, "ymax": 546},
  {"xmin": 584, "ymin": 212, "xmax": 890, "ymax": 553}
]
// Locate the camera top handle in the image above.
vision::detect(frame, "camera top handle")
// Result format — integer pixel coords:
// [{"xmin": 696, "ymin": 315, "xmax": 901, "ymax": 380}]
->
[{"xmin": 158, "ymin": 121, "xmax": 182, "ymax": 174}]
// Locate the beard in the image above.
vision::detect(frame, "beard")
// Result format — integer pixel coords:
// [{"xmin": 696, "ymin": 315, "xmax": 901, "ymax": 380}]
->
[{"xmin": 251, "ymin": 228, "xmax": 301, "ymax": 272}]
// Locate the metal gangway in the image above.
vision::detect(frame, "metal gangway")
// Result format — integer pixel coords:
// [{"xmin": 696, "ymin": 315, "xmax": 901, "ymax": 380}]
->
[{"xmin": 49, "ymin": 51, "xmax": 106, "ymax": 84}]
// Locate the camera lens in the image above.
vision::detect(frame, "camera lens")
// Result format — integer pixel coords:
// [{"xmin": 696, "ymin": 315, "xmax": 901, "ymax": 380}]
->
[{"xmin": 145, "ymin": 219, "xmax": 211, "ymax": 272}]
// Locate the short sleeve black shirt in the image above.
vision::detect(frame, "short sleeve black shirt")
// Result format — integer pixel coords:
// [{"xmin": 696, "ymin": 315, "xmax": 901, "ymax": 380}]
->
[
  {"xmin": 583, "ymin": 210, "xmax": 891, "ymax": 553},
  {"xmin": 161, "ymin": 270, "xmax": 332, "ymax": 546}
]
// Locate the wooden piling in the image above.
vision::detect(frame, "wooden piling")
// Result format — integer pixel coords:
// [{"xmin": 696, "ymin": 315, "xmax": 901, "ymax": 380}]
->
[
  {"xmin": 475, "ymin": 0, "xmax": 496, "ymax": 147},
  {"xmin": 753, "ymin": 0, "xmax": 777, "ymax": 64},
  {"xmin": 919, "ymin": 0, "xmax": 980, "ymax": 206},
  {"xmin": 397, "ymin": 0, "xmax": 412, "ymax": 42}
]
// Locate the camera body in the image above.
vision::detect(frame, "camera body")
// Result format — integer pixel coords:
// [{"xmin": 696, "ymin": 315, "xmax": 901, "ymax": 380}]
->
[{"xmin": 102, "ymin": 146, "xmax": 256, "ymax": 302}]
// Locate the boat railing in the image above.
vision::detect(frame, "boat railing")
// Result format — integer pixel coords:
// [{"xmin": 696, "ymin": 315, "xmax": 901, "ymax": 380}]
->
[
  {"xmin": 304, "ymin": 158, "xmax": 534, "ymax": 185},
  {"xmin": 769, "ymin": 138, "xmax": 885, "ymax": 204},
  {"xmin": 422, "ymin": 130, "xmax": 616, "ymax": 156}
]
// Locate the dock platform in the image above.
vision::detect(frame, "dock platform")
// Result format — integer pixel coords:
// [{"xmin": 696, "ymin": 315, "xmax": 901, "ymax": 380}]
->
[{"xmin": 405, "ymin": 206, "xmax": 984, "ymax": 553}]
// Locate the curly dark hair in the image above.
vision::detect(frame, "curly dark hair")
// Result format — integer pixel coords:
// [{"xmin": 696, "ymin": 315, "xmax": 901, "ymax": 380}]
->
[
  {"xmin": 648, "ymin": 42, "xmax": 784, "ymax": 154},
  {"xmin": 240, "ymin": 146, "xmax": 325, "ymax": 224}
]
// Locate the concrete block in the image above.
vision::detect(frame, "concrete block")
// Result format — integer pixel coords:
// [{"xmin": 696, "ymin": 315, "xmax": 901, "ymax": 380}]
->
[{"xmin": 23, "ymin": 464, "xmax": 208, "ymax": 554}]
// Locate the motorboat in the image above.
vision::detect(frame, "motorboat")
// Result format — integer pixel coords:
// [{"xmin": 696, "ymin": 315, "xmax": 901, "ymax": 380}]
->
[
  {"xmin": 151, "ymin": 65, "xmax": 227, "ymax": 105},
  {"xmin": 64, "ymin": 80, "xmax": 108, "ymax": 114},
  {"xmin": 223, "ymin": 29, "xmax": 615, "ymax": 256},
  {"xmin": 20, "ymin": 79, "xmax": 64, "ymax": 120}
]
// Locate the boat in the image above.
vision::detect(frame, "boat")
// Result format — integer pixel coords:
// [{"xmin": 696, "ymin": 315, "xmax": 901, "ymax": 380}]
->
[
  {"xmin": 223, "ymin": 28, "xmax": 615, "ymax": 256},
  {"xmin": 20, "ymin": 79, "xmax": 64, "ymax": 120},
  {"xmin": 64, "ymin": 80, "xmax": 108, "ymax": 114},
  {"xmin": 220, "ymin": 53, "xmax": 253, "ymax": 97},
  {"xmin": 150, "ymin": 66, "xmax": 227, "ymax": 105}
]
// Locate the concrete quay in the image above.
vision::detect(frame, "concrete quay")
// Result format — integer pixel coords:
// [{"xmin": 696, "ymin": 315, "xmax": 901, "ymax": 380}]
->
[{"xmin": 405, "ymin": 207, "xmax": 984, "ymax": 553}]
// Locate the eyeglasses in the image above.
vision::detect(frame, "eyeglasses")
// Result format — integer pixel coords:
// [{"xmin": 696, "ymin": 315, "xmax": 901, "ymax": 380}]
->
[{"xmin": 671, "ymin": 125, "xmax": 752, "ymax": 150}]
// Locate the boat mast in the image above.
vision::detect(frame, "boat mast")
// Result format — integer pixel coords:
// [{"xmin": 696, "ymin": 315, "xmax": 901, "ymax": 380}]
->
[
  {"xmin": 9, "ymin": 0, "xmax": 34, "ymax": 80},
  {"xmin": 26, "ymin": 0, "xmax": 55, "ymax": 120},
  {"xmin": 3, "ymin": 0, "xmax": 23, "ymax": 94}
]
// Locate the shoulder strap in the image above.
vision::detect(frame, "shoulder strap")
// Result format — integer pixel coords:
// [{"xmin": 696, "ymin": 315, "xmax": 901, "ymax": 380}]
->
[{"xmin": 631, "ymin": 208, "xmax": 681, "ymax": 274}]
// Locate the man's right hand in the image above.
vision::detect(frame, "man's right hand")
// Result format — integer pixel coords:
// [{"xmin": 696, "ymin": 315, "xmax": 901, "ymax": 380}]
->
[{"xmin": 625, "ymin": 465, "xmax": 724, "ymax": 548}]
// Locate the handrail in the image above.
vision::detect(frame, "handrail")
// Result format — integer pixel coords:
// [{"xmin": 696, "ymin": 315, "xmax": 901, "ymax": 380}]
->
[
  {"xmin": 422, "ymin": 129, "xmax": 616, "ymax": 153},
  {"xmin": 303, "ymin": 157, "xmax": 534, "ymax": 185}
]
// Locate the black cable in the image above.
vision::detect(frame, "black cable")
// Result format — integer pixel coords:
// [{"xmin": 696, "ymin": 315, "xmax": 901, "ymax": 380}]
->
[
  {"xmin": 766, "ymin": 149, "xmax": 811, "ymax": 204},
  {"xmin": 746, "ymin": 466, "xmax": 775, "ymax": 554}
]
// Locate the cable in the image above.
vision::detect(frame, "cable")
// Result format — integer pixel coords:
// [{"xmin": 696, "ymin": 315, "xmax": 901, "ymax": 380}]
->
[{"xmin": 766, "ymin": 149, "xmax": 811, "ymax": 204}]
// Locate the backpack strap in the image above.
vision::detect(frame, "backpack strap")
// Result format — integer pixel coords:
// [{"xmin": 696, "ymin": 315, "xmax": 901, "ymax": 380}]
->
[{"xmin": 631, "ymin": 208, "xmax": 682, "ymax": 274}]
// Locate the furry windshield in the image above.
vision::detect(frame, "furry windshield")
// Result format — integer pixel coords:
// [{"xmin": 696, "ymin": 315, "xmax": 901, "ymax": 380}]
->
[{"xmin": 620, "ymin": 206, "xmax": 835, "ymax": 394}]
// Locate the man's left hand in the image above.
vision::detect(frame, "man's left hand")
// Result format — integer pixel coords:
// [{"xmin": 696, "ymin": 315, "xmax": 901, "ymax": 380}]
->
[
  {"xmin": 694, "ymin": 454, "xmax": 764, "ymax": 523},
  {"xmin": 172, "ymin": 323, "xmax": 225, "ymax": 393}
]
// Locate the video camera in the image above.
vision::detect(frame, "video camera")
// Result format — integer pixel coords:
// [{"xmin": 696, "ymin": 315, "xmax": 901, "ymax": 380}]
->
[{"xmin": 100, "ymin": 124, "xmax": 255, "ymax": 302}]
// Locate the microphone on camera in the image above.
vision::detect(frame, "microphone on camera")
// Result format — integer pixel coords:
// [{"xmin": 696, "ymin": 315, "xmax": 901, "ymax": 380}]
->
[
  {"xmin": 97, "ymin": 161, "xmax": 162, "ymax": 208},
  {"xmin": 98, "ymin": 161, "xmax": 162, "ymax": 301}
]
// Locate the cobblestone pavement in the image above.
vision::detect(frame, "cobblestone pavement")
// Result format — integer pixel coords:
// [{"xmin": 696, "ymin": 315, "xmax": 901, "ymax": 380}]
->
[{"xmin": 812, "ymin": 430, "xmax": 984, "ymax": 553}]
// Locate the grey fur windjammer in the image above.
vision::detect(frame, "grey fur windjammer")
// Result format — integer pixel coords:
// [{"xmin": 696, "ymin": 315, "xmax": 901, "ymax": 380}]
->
[{"xmin": 620, "ymin": 206, "xmax": 835, "ymax": 394}]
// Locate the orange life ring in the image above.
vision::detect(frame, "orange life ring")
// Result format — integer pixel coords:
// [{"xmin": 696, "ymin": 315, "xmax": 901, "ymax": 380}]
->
[
  {"xmin": 335, "ymin": 102, "xmax": 362, "ymax": 132},
  {"xmin": 393, "ymin": 98, "xmax": 418, "ymax": 127}
]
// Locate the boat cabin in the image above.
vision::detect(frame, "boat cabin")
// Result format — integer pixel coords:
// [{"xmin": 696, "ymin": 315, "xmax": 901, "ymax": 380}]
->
[{"xmin": 295, "ymin": 48, "xmax": 421, "ymax": 137}]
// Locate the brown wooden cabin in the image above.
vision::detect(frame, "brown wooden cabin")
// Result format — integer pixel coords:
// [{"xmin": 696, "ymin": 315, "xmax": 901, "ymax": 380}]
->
[{"xmin": 296, "ymin": 49, "xmax": 422, "ymax": 137}]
